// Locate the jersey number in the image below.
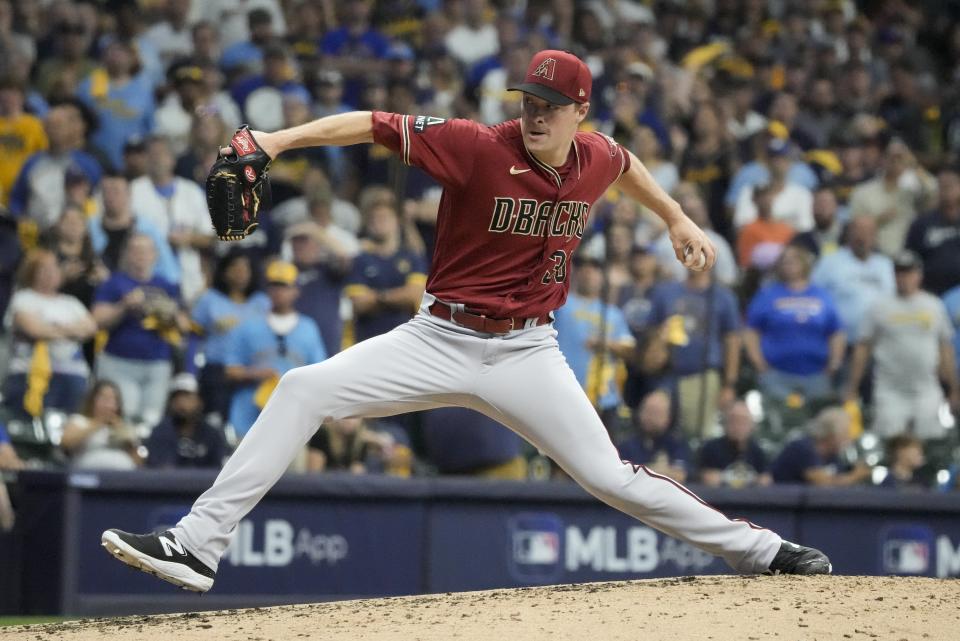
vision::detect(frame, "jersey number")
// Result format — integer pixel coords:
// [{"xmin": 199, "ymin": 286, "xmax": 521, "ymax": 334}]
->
[{"xmin": 541, "ymin": 250, "xmax": 568, "ymax": 285}]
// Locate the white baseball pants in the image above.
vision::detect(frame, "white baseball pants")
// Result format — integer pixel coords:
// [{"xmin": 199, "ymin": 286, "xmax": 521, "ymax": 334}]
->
[{"xmin": 173, "ymin": 299, "xmax": 781, "ymax": 574}]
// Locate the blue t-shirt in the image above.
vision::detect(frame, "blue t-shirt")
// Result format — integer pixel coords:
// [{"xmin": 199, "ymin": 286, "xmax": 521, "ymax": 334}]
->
[
  {"xmin": 554, "ymin": 293, "xmax": 633, "ymax": 410},
  {"xmin": 77, "ymin": 72, "xmax": 155, "ymax": 171},
  {"xmin": 746, "ymin": 282, "xmax": 841, "ymax": 375},
  {"xmin": 94, "ymin": 272, "xmax": 180, "ymax": 361},
  {"xmin": 226, "ymin": 315, "xmax": 327, "ymax": 435},
  {"xmin": 698, "ymin": 436, "xmax": 769, "ymax": 480},
  {"xmin": 648, "ymin": 281, "xmax": 740, "ymax": 376},
  {"xmin": 770, "ymin": 436, "xmax": 840, "ymax": 484},
  {"xmin": 345, "ymin": 249, "xmax": 427, "ymax": 343},
  {"xmin": 0, "ymin": 422, "xmax": 9, "ymax": 445},
  {"xmin": 617, "ymin": 431, "xmax": 692, "ymax": 473},
  {"xmin": 192, "ymin": 290, "xmax": 271, "ymax": 365},
  {"xmin": 295, "ymin": 261, "xmax": 349, "ymax": 357}
]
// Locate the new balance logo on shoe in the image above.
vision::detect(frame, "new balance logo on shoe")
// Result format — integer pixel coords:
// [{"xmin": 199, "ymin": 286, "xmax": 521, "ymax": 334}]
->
[{"xmin": 159, "ymin": 535, "xmax": 186, "ymax": 557}]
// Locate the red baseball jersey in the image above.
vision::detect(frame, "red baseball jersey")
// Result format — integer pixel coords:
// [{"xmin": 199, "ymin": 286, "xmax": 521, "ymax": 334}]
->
[{"xmin": 371, "ymin": 111, "xmax": 631, "ymax": 319}]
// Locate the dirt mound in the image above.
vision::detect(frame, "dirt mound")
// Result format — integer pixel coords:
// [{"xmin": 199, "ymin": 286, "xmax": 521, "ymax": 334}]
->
[{"xmin": 4, "ymin": 575, "xmax": 956, "ymax": 641}]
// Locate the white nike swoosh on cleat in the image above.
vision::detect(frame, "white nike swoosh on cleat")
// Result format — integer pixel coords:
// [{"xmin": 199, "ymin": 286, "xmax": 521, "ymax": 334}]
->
[{"xmin": 509, "ymin": 165, "xmax": 531, "ymax": 175}]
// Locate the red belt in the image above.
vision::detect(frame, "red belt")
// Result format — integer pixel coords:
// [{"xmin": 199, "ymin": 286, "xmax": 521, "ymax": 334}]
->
[{"xmin": 428, "ymin": 302, "xmax": 551, "ymax": 335}]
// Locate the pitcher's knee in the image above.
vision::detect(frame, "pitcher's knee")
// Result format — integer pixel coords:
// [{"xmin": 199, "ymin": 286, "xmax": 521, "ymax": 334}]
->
[{"xmin": 276, "ymin": 363, "xmax": 330, "ymax": 401}]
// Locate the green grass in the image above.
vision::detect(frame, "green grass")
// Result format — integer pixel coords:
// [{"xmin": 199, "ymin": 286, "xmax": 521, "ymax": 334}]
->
[{"xmin": 0, "ymin": 616, "xmax": 71, "ymax": 627}]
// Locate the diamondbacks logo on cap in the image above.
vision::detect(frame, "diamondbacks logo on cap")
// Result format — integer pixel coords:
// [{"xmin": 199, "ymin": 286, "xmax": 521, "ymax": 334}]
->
[{"xmin": 533, "ymin": 57, "xmax": 557, "ymax": 81}]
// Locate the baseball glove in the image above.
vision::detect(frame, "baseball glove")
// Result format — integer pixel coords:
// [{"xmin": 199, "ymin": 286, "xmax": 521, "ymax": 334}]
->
[{"xmin": 206, "ymin": 125, "xmax": 272, "ymax": 241}]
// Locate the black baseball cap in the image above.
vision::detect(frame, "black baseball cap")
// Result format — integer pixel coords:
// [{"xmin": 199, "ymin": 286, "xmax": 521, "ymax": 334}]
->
[{"xmin": 893, "ymin": 250, "xmax": 922, "ymax": 271}]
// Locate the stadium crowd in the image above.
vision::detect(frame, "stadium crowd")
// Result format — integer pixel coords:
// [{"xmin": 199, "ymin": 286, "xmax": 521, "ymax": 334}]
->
[{"xmin": 1, "ymin": 0, "xmax": 960, "ymax": 505}]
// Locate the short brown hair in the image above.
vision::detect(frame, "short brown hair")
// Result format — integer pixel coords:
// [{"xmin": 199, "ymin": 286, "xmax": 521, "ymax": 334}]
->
[
  {"xmin": 886, "ymin": 434, "xmax": 922, "ymax": 462},
  {"xmin": 15, "ymin": 248, "xmax": 58, "ymax": 290}
]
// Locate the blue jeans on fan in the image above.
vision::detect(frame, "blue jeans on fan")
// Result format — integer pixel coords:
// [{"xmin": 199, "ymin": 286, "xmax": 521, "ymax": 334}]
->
[
  {"xmin": 758, "ymin": 369, "xmax": 833, "ymax": 403},
  {"xmin": 1, "ymin": 372, "xmax": 89, "ymax": 419}
]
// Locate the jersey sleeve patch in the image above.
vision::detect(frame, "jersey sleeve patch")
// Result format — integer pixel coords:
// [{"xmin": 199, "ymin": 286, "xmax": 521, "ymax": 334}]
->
[{"xmin": 413, "ymin": 115, "xmax": 447, "ymax": 133}]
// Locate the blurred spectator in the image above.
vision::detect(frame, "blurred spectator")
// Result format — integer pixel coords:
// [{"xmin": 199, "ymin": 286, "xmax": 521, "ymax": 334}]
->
[
  {"xmin": 679, "ymin": 103, "xmax": 735, "ymax": 237},
  {"xmin": 0, "ymin": 75, "xmax": 47, "ymax": 207},
  {"xmin": 121, "ymin": 136, "xmax": 150, "ymax": 181},
  {"xmin": 849, "ymin": 138, "xmax": 936, "ymax": 257},
  {"xmin": 190, "ymin": 21, "xmax": 222, "ymax": 69},
  {"xmin": 618, "ymin": 248, "xmax": 661, "ymax": 408},
  {"xmin": 846, "ymin": 250, "xmax": 958, "ymax": 440},
  {"xmin": 319, "ymin": 0, "xmax": 389, "ymax": 108},
  {"xmin": 642, "ymin": 264, "xmax": 741, "ymax": 440},
  {"xmin": 735, "ymin": 181, "xmax": 794, "ymax": 269},
  {"xmin": 421, "ymin": 407, "xmax": 524, "ymax": 479},
  {"xmin": 130, "ymin": 136, "xmax": 213, "ymax": 303},
  {"xmin": 0, "ymin": 0, "xmax": 35, "ymax": 67},
  {"xmin": 811, "ymin": 216, "xmax": 895, "ymax": 341},
  {"xmin": 734, "ymin": 138, "xmax": 814, "ymax": 233},
  {"xmin": 109, "ymin": 0, "xmax": 165, "ymax": 90},
  {"xmin": 43, "ymin": 203, "xmax": 107, "ymax": 308},
  {"xmin": 220, "ymin": 8, "xmax": 276, "ymax": 73},
  {"xmin": 445, "ymin": 0, "xmax": 498, "ymax": 68},
  {"xmin": 145, "ymin": 373, "xmax": 227, "ymax": 469},
  {"xmin": 142, "ymin": 0, "xmax": 194, "ymax": 68},
  {"xmin": 632, "ymin": 124, "xmax": 679, "ymax": 195},
  {"xmin": 770, "ymin": 406, "xmax": 871, "ymax": 486},
  {"xmin": 267, "ymin": 88, "xmax": 337, "ymax": 203},
  {"xmin": 795, "ymin": 77, "xmax": 842, "ymax": 150},
  {"xmin": 308, "ymin": 417, "xmax": 402, "ymax": 474},
  {"xmin": 274, "ymin": 168, "xmax": 362, "ymax": 242},
  {"xmin": 231, "ymin": 43, "xmax": 308, "ymax": 131},
  {"xmin": 766, "ymin": 92, "xmax": 816, "ymax": 152},
  {"xmin": 477, "ymin": 42, "xmax": 529, "ymax": 125},
  {"xmin": 34, "ymin": 16, "xmax": 97, "ymax": 99},
  {"xmin": 76, "ymin": 38, "xmax": 155, "ymax": 172},
  {"xmin": 617, "ymin": 390, "xmax": 692, "ymax": 483},
  {"xmin": 175, "ymin": 112, "xmax": 230, "ymax": 186},
  {"xmin": 2, "ymin": 250, "xmax": 96, "ymax": 419},
  {"xmin": 652, "ymin": 185, "xmax": 736, "ymax": 285},
  {"xmin": 905, "ymin": 167, "xmax": 960, "ymax": 295},
  {"xmin": 189, "ymin": 0, "xmax": 287, "ymax": 50},
  {"xmin": 9, "ymin": 101, "xmax": 102, "ymax": 230},
  {"xmin": 0, "ymin": 422, "xmax": 24, "ymax": 470},
  {"xmin": 791, "ymin": 187, "xmax": 843, "ymax": 258},
  {"xmin": 725, "ymin": 77, "xmax": 766, "ymax": 143},
  {"xmin": 88, "ymin": 173, "xmax": 180, "ymax": 284},
  {"xmin": 698, "ymin": 400, "xmax": 771, "ymax": 488},
  {"xmin": 154, "ymin": 63, "xmax": 242, "ymax": 157},
  {"xmin": 745, "ymin": 245, "xmax": 845, "ymax": 405},
  {"xmin": 879, "ymin": 434, "xmax": 927, "ymax": 490},
  {"xmin": 314, "ymin": 70, "xmax": 351, "ymax": 119},
  {"xmin": 608, "ymin": 62, "xmax": 668, "ymax": 153},
  {"xmin": 345, "ymin": 203, "xmax": 426, "ymax": 344},
  {"xmin": 726, "ymin": 130, "xmax": 818, "ymax": 211},
  {"xmin": 61, "ymin": 380, "xmax": 141, "ymax": 470},
  {"xmin": 0, "ymin": 208, "xmax": 19, "ymax": 321},
  {"xmin": 554, "ymin": 256, "xmax": 635, "ymax": 421},
  {"xmin": 191, "ymin": 251, "xmax": 269, "ymax": 422},
  {"xmin": 225, "ymin": 261, "xmax": 326, "ymax": 437},
  {"xmin": 288, "ymin": 220, "xmax": 354, "ymax": 357},
  {"xmin": 92, "ymin": 234, "xmax": 185, "ymax": 426}
]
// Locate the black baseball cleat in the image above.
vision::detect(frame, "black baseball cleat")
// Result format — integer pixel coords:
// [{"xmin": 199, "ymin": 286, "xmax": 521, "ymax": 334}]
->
[
  {"xmin": 766, "ymin": 540, "xmax": 833, "ymax": 575},
  {"xmin": 101, "ymin": 528, "xmax": 215, "ymax": 593}
]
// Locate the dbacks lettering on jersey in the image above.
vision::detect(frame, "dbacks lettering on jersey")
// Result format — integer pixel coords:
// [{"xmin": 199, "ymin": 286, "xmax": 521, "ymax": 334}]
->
[{"xmin": 488, "ymin": 197, "xmax": 589, "ymax": 238}]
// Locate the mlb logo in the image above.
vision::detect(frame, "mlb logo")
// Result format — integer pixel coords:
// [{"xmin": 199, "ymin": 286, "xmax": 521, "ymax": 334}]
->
[
  {"xmin": 508, "ymin": 513, "xmax": 563, "ymax": 583},
  {"xmin": 514, "ymin": 530, "xmax": 559, "ymax": 565},
  {"xmin": 879, "ymin": 525, "xmax": 934, "ymax": 575}
]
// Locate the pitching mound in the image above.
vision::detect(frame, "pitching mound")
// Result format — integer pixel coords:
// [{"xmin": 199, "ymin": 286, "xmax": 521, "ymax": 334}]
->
[{"xmin": 5, "ymin": 575, "xmax": 957, "ymax": 640}]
